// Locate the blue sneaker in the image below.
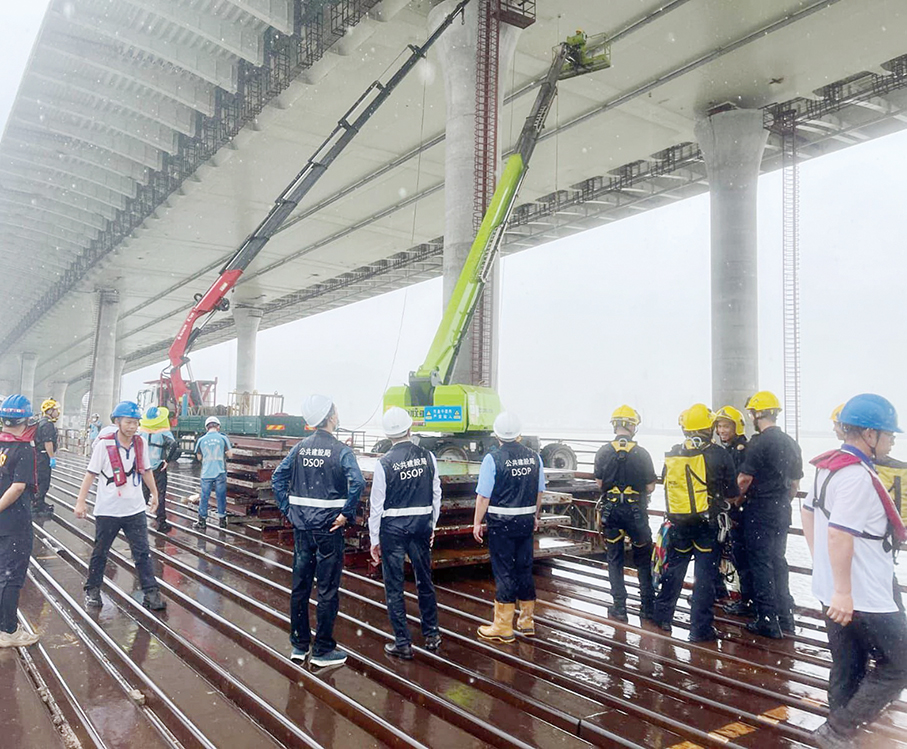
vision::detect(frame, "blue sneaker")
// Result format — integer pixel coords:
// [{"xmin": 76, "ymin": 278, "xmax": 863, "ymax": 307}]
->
[
  {"xmin": 289, "ymin": 647, "xmax": 309, "ymax": 663},
  {"xmin": 309, "ymin": 648, "xmax": 347, "ymax": 668}
]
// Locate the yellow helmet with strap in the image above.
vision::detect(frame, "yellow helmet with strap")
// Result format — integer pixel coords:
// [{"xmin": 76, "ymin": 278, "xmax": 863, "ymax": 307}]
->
[
  {"xmin": 41, "ymin": 399, "xmax": 60, "ymax": 421},
  {"xmin": 679, "ymin": 403, "xmax": 714, "ymax": 433},
  {"xmin": 745, "ymin": 391, "xmax": 781, "ymax": 414},
  {"xmin": 830, "ymin": 403, "xmax": 845, "ymax": 423},
  {"xmin": 610, "ymin": 404, "xmax": 640, "ymax": 429},
  {"xmin": 714, "ymin": 405, "xmax": 745, "ymax": 436}
]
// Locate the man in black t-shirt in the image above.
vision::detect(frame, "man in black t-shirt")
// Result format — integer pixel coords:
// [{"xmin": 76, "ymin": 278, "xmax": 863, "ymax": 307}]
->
[
  {"xmin": 593, "ymin": 405, "xmax": 657, "ymax": 622},
  {"xmin": 738, "ymin": 391, "xmax": 803, "ymax": 639},
  {"xmin": 0, "ymin": 394, "xmax": 40, "ymax": 648},
  {"xmin": 33, "ymin": 398, "xmax": 60, "ymax": 517}
]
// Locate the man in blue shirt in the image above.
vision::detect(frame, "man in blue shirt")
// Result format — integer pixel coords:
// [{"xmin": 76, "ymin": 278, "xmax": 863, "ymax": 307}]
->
[
  {"xmin": 194, "ymin": 416, "xmax": 233, "ymax": 531},
  {"xmin": 473, "ymin": 412, "xmax": 546, "ymax": 643},
  {"xmin": 272, "ymin": 395, "xmax": 364, "ymax": 669}
]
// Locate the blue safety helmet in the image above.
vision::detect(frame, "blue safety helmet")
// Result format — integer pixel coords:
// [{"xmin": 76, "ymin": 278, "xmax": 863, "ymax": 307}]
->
[
  {"xmin": 839, "ymin": 394, "xmax": 902, "ymax": 433},
  {"xmin": 0, "ymin": 394, "xmax": 33, "ymax": 425},
  {"xmin": 110, "ymin": 401, "xmax": 142, "ymax": 421}
]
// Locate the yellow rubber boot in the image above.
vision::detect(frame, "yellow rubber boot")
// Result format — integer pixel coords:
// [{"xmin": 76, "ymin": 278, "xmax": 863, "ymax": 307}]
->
[
  {"xmin": 477, "ymin": 601, "xmax": 515, "ymax": 643},
  {"xmin": 516, "ymin": 600, "xmax": 536, "ymax": 636}
]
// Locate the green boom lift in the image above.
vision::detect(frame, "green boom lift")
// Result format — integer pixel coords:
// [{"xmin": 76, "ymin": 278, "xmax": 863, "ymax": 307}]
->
[{"xmin": 384, "ymin": 32, "xmax": 611, "ymax": 465}]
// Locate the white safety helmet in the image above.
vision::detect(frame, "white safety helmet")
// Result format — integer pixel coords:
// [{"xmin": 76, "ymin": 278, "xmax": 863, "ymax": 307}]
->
[
  {"xmin": 302, "ymin": 394, "xmax": 334, "ymax": 427},
  {"xmin": 382, "ymin": 406, "xmax": 413, "ymax": 439},
  {"xmin": 493, "ymin": 411, "xmax": 522, "ymax": 442},
  {"xmin": 205, "ymin": 416, "xmax": 221, "ymax": 428}
]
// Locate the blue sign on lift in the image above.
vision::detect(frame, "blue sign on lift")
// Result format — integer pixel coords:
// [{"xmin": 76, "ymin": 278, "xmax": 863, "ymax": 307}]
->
[{"xmin": 424, "ymin": 406, "xmax": 463, "ymax": 423}]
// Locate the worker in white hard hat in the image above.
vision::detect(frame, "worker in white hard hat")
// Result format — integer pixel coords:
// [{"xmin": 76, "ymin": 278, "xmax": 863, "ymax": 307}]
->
[
  {"xmin": 369, "ymin": 406, "xmax": 442, "ymax": 659},
  {"xmin": 473, "ymin": 411, "xmax": 546, "ymax": 643},
  {"xmin": 193, "ymin": 416, "xmax": 233, "ymax": 531},
  {"xmin": 271, "ymin": 395, "xmax": 365, "ymax": 669}
]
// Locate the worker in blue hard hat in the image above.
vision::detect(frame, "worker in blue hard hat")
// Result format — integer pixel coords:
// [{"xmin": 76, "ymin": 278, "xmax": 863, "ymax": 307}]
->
[
  {"xmin": 75, "ymin": 401, "xmax": 166, "ymax": 612},
  {"xmin": 593, "ymin": 405, "xmax": 657, "ymax": 623},
  {"xmin": 140, "ymin": 407, "xmax": 179, "ymax": 533},
  {"xmin": 32, "ymin": 398, "xmax": 60, "ymax": 518},
  {"xmin": 802, "ymin": 394, "xmax": 907, "ymax": 749},
  {"xmin": 193, "ymin": 416, "xmax": 233, "ymax": 531},
  {"xmin": 652, "ymin": 405, "xmax": 739, "ymax": 642},
  {"xmin": 369, "ymin": 406, "xmax": 442, "ymax": 659},
  {"xmin": 272, "ymin": 395, "xmax": 364, "ymax": 669},
  {"xmin": 737, "ymin": 391, "xmax": 803, "ymax": 639},
  {"xmin": 473, "ymin": 412, "xmax": 546, "ymax": 643},
  {"xmin": 0, "ymin": 395, "xmax": 40, "ymax": 648}
]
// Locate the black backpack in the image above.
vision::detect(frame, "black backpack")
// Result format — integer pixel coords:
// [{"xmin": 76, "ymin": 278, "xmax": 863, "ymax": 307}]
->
[{"xmin": 162, "ymin": 434, "xmax": 182, "ymax": 464}]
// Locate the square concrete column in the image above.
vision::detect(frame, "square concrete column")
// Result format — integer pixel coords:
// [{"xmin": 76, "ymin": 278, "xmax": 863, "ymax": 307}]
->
[
  {"xmin": 233, "ymin": 306, "xmax": 263, "ymax": 395},
  {"xmin": 114, "ymin": 358, "xmax": 127, "ymax": 404},
  {"xmin": 428, "ymin": 0, "xmax": 521, "ymax": 387},
  {"xmin": 19, "ymin": 352, "xmax": 37, "ymax": 405},
  {"xmin": 88, "ymin": 289, "xmax": 120, "ymax": 425},
  {"xmin": 694, "ymin": 109, "xmax": 768, "ymax": 410},
  {"xmin": 39, "ymin": 380, "xmax": 69, "ymax": 414}
]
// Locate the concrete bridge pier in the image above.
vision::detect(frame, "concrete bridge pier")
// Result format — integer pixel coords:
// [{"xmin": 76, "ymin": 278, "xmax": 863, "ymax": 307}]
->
[
  {"xmin": 694, "ymin": 108, "xmax": 768, "ymax": 411},
  {"xmin": 46, "ymin": 380, "xmax": 69, "ymax": 413},
  {"xmin": 428, "ymin": 0, "xmax": 521, "ymax": 388},
  {"xmin": 114, "ymin": 357, "xmax": 127, "ymax": 404},
  {"xmin": 19, "ymin": 352, "xmax": 37, "ymax": 405},
  {"xmin": 234, "ymin": 306, "xmax": 263, "ymax": 396},
  {"xmin": 87, "ymin": 289, "xmax": 120, "ymax": 425}
]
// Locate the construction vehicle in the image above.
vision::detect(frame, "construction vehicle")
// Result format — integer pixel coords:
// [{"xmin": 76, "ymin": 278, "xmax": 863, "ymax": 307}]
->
[
  {"xmin": 383, "ymin": 32, "xmax": 612, "ymax": 468},
  {"xmin": 157, "ymin": 0, "xmax": 472, "ymax": 418}
]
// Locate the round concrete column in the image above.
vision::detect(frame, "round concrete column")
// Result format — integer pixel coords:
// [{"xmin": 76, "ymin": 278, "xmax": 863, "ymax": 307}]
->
[
  {"xmin": 114, "ymin": 358, "xmax": 127, "ymax": 403},
  {"xmin": 43, "ymin": 380, "xmax": 69, "ymax": 413},
  {"xmin": 88, "ymin": 289, "xmax": 120, "ymax": 425},
  {"xmin": 19, "ymin": 352, "xmax": 37, "ymax": 405},
  {"xmin": 428, "ymin": 0, "xmax": 520, "ymax": 386},
  {"xmin": 233, "ymin": 306, "xmax": 264, "ymax": 395},
  {"xmin": 694, "ymin": 109, "xmax": 768, "ymax": 411}
]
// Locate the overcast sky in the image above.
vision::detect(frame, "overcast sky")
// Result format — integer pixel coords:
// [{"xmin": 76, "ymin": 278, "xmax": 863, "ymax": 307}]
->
[{"xmin": 3, "ymin": 3, "xmax": 905, "ymax": 439}]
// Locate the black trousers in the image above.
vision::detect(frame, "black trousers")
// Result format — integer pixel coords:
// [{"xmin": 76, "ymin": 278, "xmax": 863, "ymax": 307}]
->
[
  {"xmin": 290, "ymin": 528, "xmax": 344, "ymax": 656},
  {"xmin": 602, "ymin": 499, "xmax": 654, "ymax": 613},
  {"xmin": 141, "ymin": 466, "xmax": 168, "ymax": 523},
  {"xmin": 743, "ymin": 502, "xmax": 793, "ymax": 625},
  {"xmin": 728, "ymin": 507, "xmax": 754, "ymax": 603},
  {"xmin": 488, "ymin": 525, "xmax": 535, "ymax": 604},
  {"xmin": 380, "ymin": 529, "xmax": 439, "ymax": 647},
  {"xmin": 653, "ymin": 520, "xmax": 719, "ymax": 637},
  {"xmin": 35, "ymin": 455, "xmax": 51, "ymax": 508},
  {"xmin": 85, "ymin": 512, "xmax": 158, "ymax": 593},
  {"xmin": 825, "ymin": 610, "xmax": 907, "ymax": 735},
  {"xmin": 0, "ymin": 532, "xmax": 32, "ymax": 634}
]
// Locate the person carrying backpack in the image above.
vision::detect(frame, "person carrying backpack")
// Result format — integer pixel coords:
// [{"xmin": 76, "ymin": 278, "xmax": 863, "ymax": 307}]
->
[{"xmin": 140, "ymin": 406, "xmax": 179, "ymax": 533}]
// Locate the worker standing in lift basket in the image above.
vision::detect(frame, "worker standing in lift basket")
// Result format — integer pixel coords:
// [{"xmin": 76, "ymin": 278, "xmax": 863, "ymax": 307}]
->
[
  {"xmin": 194, "ymin": 416, "xmax": 233, "ymax": 531},
  {"xmin": 33, "ymin": 398, "xmax": 60, "ymax": 518},
  {"xmin": 473, "ymin": 412, "xmax": 546, "ymax": 643},
  {"xmin": 713, "ymin": 405, "xmax": 753, "ymax": 616},
  {"xmin": 369, "ymin": 407, "xmax": 442, "ymax": 659},
  {"xmin": 593, "ymin": 405, "xmax": 657, "ymax": 623},
  {"xmin": 75, "ymin": 401, "xmax": 166, "ymax": 611},
  {"xmin": 0, "ymin": 395, "xmax": 40, "ymax": 648},
  {"xmin": 652, "ymin": 404, "xmax": 739, "ymax": 642},
  {"xmin": 140, "ymin": 407, "xmax": 178, "ymax": 533},
  {"xmin": 802, "ymin": 394, "xmax": 907, "ymax": 749},
  {"xmin": 737, "ymin": 391, "xmax": 803, "ymax": 638},
  {"xmin": 272, "ymin": 395, "xmax": 364, "ymax": 668}
]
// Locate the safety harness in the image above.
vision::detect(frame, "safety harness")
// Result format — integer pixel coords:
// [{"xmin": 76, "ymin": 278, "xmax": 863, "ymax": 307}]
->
[
  {"xmin": 98, "ymin": 433, "xmax": 145, "ymax": 488},
  {"xmin": 810, "ymin": 449, "xmax": 907, "ymax": 553},
  {"xmin": 595, "ymin": 439, "xmax": 640, "ymax": 531}
]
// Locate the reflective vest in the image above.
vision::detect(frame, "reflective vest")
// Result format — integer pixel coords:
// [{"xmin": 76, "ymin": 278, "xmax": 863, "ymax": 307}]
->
[
  {"xmin": 487, "ymin": 441, "xmax": 541, "ymax": 533},
  {"xmin": 286, "ymin": 430, "xmax": 350, "ymax": 530},
  {"xmin": 602, "ymin": 439, "xmax": 641, "ymax": 502},
  {"xmin": 98, "ymin": 433, "xmax": 146, "ymax": 488},
  {"xmin": 379, "ymin": 441, "xmax": 435, "ymax": 536},
  {"xmin": 664, "ymin": 446, "xmax": 710, "ymax": 518},
  {"xmin": 875, "ymin": 457, "xmax": 907, "ymax": 519}
]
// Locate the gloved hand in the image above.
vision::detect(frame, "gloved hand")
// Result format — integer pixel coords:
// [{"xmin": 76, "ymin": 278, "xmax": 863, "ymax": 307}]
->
[{"xmin": 49, "ymin": 457, "xmax": 57, "ymax": 469}]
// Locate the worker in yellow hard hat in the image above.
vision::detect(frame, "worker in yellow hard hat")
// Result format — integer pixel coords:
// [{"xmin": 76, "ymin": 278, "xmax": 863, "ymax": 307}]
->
[
  {"xmin": 139, "ymin": 407, "xmax": 179, "ymax": 533},
  {"xmin": 830, "ymin": 403, "xmax": 846, "ymax": 442},
  {"xmin": 593, "ymin": 405, "xmax": 657, "ymax": 623},
  {"xmin": 737, "ymin": 391, "xmax": 803, "ymax": 638},
  {"xmin": 33, "ymin": 398, "xmax": 61, "ymax": 518},
  {"xmin": 652, "ymin": 404, "xmax": 739, "ymax": 642}
]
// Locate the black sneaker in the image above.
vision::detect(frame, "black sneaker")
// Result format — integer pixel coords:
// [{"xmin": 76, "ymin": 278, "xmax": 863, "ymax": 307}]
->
[
  {"xmin": 689, "ymin": 627, "xmax": 721, "ymax": 643},
  {"xmin": 157, "ymin": 521, "xmax": 173, "ymax": 533},
  {"xmin": 779, "ymin": 618, "xmax": 796, "ymax": 635},
  {"xmin": 652, "ymin": 619, "xmax": 672, "ymax": 633},
  {"xmin": 723, "ymin": 599, "xmax": 754, "ymax": 617},
  {"xmin": 143, "ymin": 590, "xmax": 167, "ymax": 611},
  {"xmin": 384, "ymin": 642, "xmax": 414, "ymax": 660},
  {"xmin": 608, "ymin": 606, "xmax": 629, "ymax": 623},
  {"xmin": 194, "ymin": 517, "xmax": 207, "ymax": 531},
  {"xmin": 746, "ymin": 616, "xmax": 783, "ymax": 639},
  {"xmin": 84, "ymin": 588, "xmax": 103, "ymax": 608},
  {"xmin": 218, "ymin": 516, "xmax": 227, "ymax": 529},
  {"xmin": 424, "ymin": 633, "xmax": 442, "ymax": 651},
  {"xmin": 813, "ymin": 721, "xmax": 855, "ymax": 749},
  {"xmin": 639, "ymin": 606, "xmax": 656, "ymax": 622}
]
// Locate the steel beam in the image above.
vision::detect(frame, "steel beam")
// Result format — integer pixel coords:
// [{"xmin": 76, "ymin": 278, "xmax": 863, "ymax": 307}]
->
[
  {"xmin": 42, "ymin": 30, "xmax": 216, "ymax": 117},
  {"xmin": 0, "ymin": 219, "xmax": 91, "ymax": 251},
  {"xmin": 0, "ymin": 176, "xmax": 119, "ymax": 223},
  {"xmin": 1, "ymin": 147, "xmax": 137, "ymax": 198},
  {"xmin": 58, "ymin": 8, "xmax": 239, "ymax": 92},
  {"xmin": 223, "ymin": 0, "xmax": 293, "ymax": 35},
  {"xmin": 0, "ymin": 161, "xmax": 126, "ymax": 211},
  {"xmin": 0, "ymin": 187, "xmax": 108, "ymax": 231},
  {"xmin": 0, "ymin": 203, "xmax": 101, "ymax": 240}
]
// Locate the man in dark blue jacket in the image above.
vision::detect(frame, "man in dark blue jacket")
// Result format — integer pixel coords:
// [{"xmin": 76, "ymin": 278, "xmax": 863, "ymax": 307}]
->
[{"xmin": 272, "ymin": 395, "xmax": 364, "ymax": 668}]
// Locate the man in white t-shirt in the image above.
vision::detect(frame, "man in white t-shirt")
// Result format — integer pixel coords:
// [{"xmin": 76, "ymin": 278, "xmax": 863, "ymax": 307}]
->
[
  {"xmin": 803, "ymin": 394, "xmax": 907, "ymax": 748},
  {"xmin": 75, "ymin": 401, "xmax": 166, "ymax": 611}
]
